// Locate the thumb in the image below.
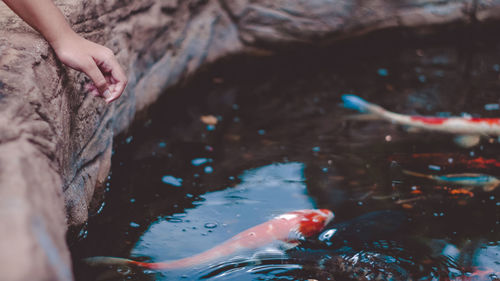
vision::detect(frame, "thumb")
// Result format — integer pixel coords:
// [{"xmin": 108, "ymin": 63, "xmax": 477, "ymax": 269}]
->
[{"xmin": 83, "ymin": 60, "xmax": 109, "ymax": 96}]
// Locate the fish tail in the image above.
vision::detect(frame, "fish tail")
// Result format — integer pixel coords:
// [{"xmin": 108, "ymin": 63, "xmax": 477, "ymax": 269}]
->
[
  {"xmin": 402, "ymin": 169, "xmax": 433, "ymax": 179},
  {"xmin": 341, "ymin": 94, "xmax": 374, "ymax": 113},
  {"xmin": 83, "ymin": 256, "xmax": 173, "ymax": 270},
  {"xmin": 83, "ymin": 256, "xmax": 144, "ymax": 267}
]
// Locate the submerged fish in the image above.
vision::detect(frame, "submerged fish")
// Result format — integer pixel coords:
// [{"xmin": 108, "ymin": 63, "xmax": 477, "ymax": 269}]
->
[
  {"xmin": 342, "ymin": 94, "xmax": 500, "ymax": 147},
  {"xmin": 402, "ymin": 169, "xmax": 500, "ymax": 192},
  {"xmin": 84, "ymin": 209, "xmax": 334, "ymax": 270},
  {"xmin": 388, "ymin": 153, "xmax": 500, "ymax": 169}
]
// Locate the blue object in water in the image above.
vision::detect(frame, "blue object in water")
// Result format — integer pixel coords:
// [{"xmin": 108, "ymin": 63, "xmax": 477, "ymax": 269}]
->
[
  {"xmin": 191, "ymin": 158, "xmax": 211, "ymax": 166},
  {"xmin": 204, "ymin": 166, "xmax": 214, "ymax": 174},
  {"xmin": 484, "ymin": 104, "xmax": 500, "ymax": 111},
  {"xmin": 428, "ymin": 165, "xmax": 441, "ymax": 171},
  {"xmin": 161, "ymin": 175, "xmax": 183, "ymax": 187},
  {"xmin": 377, "ymin": 68, "xmax": 389, "ymax": 77}
]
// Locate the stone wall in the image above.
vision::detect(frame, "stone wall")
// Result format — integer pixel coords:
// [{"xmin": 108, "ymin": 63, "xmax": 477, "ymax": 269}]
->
[{"xmin": 0, "ymin": 0, "xmax": 498, "ymax": 280}]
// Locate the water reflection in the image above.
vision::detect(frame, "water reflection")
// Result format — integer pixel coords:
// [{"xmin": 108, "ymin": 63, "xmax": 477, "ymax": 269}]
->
[{"xmin": 130, "ymin": 162, "xmax": 315, "ymax": 279}]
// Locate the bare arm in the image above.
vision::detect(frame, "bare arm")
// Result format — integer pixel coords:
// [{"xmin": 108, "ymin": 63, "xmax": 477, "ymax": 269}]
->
[{"xmin": 3, "ymin": 0, "xmax": 127, "ymax": 103}]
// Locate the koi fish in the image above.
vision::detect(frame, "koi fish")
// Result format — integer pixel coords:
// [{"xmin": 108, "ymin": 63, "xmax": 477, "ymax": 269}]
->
[
  {"xmin": 84, "ymin": 209, "xmax": 334, "ymax": 270},
  {"xmin": 388, "ymin": 153, "xmax": 500, "ymax": 169},
  {"xmin": 342, "ymin": 94, "xmax": 500, "ymax": 147},
  {"xmin": 402, "ymin": 169, "xmax": 500, "ymax": 192}
]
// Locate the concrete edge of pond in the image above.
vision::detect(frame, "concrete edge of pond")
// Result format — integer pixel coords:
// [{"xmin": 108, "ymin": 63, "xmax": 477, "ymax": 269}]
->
[{"xmin": 0, "ymin": 0, "xmax": 499, "ymax": 280}]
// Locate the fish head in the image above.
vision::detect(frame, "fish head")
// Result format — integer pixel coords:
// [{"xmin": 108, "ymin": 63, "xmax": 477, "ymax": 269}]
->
[{"xmin": 293, "ymin": 209, "xmax": 334, "ymax": 238}]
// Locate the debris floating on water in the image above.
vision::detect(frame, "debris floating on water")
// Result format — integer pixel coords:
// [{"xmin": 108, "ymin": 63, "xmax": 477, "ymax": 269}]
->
[
  {"xmin": 161, "ymin": 175, "xmax": 183, "ymax": 187},
  {"xmin": 200, "ymin": 115, "xmax": 218, "ymax": 125},
  {"xmin": 377, "ymin": 68, "xmax": 389, "ymax": 76},
  {"xmin": 484, "ymin": 103, "xmax": 500, "ymax": 111},
  {"xmin": 428, "ymin": 165, "xmax": 441, "ymax": 171},
  {"xmin": 204, "ymin": 166, "xmax": 214, "ymax": 174},
  {"xmin": 191, "ymin": 158, "xmax": 212, "ymax": 166}
]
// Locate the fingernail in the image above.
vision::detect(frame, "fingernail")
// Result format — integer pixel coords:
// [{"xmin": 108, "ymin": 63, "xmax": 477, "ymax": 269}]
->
[{"xmin": 103, "ymin": 89, "xmax": 111, "ymax": 99}]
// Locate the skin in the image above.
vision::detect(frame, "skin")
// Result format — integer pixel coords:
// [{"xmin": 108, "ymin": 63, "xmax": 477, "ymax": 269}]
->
[{"xmin": 2, "ymin": 0, "xmax": 127, "ymax": 103}]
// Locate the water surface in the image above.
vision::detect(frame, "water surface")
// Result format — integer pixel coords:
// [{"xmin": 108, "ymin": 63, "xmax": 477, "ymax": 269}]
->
[{"xmin": 73, "ymin": 31, "xmax": 500, "ymax": 281}]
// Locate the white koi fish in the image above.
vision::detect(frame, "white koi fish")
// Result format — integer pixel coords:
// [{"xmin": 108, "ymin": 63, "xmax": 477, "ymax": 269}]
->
[{"xmin": 342, "ymin": 94, "xmax": 500, "ymax": 147}]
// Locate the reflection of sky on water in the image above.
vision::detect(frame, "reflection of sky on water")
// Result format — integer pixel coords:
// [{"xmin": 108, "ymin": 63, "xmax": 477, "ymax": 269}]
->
[
  {"xmin": 132, "ymin": 162, "xmax": 315, "ymax": 266},
  {"xmin": 474, "ymin": 243, "xmax": 499, "ymax": 271},
  {"xmin": 442, "ymin": 241, "xmax": 500, "ymax": 274}
]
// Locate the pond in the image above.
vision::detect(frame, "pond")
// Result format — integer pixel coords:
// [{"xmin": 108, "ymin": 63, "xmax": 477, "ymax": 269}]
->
[{"xmin": 72, "ymin": 29, "xmax": 500, "ymax": 281}]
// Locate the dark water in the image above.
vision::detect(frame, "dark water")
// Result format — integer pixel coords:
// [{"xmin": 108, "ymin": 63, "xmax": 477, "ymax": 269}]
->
[{"xmin": 72, "ymin": 29, "xmax": 500, "ymax": 281}]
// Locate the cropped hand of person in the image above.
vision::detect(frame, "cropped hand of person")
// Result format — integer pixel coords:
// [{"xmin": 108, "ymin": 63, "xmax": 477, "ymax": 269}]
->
[
  {"xmin": 2, "ymin": 0, "xmax": 127, "ymax": 103},
  {"xmin": 51, "ymin": 33, "xmax": 127, "ymax": 103}
]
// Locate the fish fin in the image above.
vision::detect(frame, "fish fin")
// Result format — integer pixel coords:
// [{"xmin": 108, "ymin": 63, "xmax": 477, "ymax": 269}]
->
[
  {"xmin": 341, "ymin": 94, "xmax": 372, "ymax": 113},
  {"xmin": 453, "ymin": 135, "xmax": 481, "ymax": 148},
  {"xmin": 287, "ymin": 227, "xmax": 305, "ymax": 242},
  {"xmin": 83, "ymin": 256, "xmax": 136, "ymax": 267},
  {"xmin": 279, "ymin": 241, "xmax": 300, "ymax": 251},
  {"xmin": 343, "ymin": 113, "xmax": 382, "ymax": 121},
  {"xmin": 402, "ymin": 169, "xmax": 432, "ymax": 179},
  {"xmin": 483, "ymin": 182, "xmax": 500, "ymax": 192},
  {"xmin": 404, "ymin": 126, "xmax": 423, "ymax": 133}
]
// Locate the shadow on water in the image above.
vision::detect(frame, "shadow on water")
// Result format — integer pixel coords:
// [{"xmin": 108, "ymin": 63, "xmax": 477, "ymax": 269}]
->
[{"xmin": 72, "ymin": 26, "xmax": 500, "ymax": 280}]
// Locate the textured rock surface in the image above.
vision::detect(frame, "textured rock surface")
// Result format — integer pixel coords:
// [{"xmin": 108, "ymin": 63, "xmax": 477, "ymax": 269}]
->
[{"xmin": 0, "ymin": 0, "xmax": 499, "ymax": 280}]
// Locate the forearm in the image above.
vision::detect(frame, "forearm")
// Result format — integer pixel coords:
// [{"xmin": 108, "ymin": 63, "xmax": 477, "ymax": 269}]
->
[{"xmin": 2, "ymin": 0, "xmax": 76, "ymax": 47}]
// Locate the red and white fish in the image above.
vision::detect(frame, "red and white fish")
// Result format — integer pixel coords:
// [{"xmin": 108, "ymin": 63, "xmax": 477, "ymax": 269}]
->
[
  {"xmin": 342, "ymin": 94, "xmax": 500, "ymax": 147},
  {"xmin": 84, "ymin": 209, "xmax": 334, "ymax": 270}
]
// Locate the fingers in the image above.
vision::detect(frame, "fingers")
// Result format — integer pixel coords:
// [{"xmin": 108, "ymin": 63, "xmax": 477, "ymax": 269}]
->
[
  {"xmin": 104, "ymin": 57, "xmax": 128, "ymax": 103},
  {"xmin": 91, "ymin": 49, "xmax": 127, "ymax": 103},
  {"xmin": 83, "ymin": 59, "xmax": 109, "ymax": 96}
]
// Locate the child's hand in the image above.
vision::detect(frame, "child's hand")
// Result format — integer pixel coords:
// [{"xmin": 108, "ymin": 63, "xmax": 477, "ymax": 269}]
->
[
  {"xmin": 3, "ymin": 0, "xmax": 128, "ymax": 103},
  {"xmin": 52, "ymin": 33, "xmax": 127, "ymax": 103}
]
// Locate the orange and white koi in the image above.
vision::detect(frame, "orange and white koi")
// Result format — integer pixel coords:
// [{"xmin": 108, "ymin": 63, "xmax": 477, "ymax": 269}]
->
[
  {"xmin": 342, "ymin": 94, "xmax": 500, "ymax": 147},
  {"xmin": 84, "ymin": 209, "xmax": 334, "ymax": 270},
  {"xmin": 403, "ymin": 169, "xmax": 500, "ymax": 192}
]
